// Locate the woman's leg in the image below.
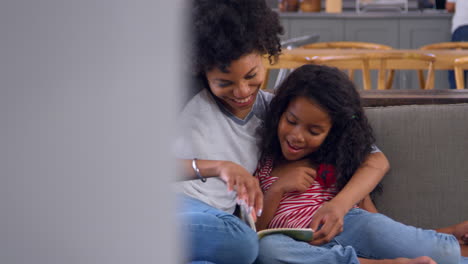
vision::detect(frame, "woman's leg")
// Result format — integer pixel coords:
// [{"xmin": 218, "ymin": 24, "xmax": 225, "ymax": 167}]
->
[
  {"xmin": 336, "ymin": 208, "xmax": 462, "ymax": 264},
  {"xmin": 178, "ymin": 195, "xmax": 258, "ymax": 264}
]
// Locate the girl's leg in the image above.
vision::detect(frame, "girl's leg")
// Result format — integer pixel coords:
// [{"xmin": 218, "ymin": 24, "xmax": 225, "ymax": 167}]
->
[
  {"xmin": 436, "ymin": 221, "xmax": 468, "ymax": 243},
  {"xmin": 436, "ymin": 221, "xmax": 468, "ymax": 257},
  {"xmin": 336, "ymin": 208, "xmax": 462, "ymax": 264},
  {"xmin": 359, "ymin": 257, "xmax": 435, "ymax": 264},
  {"xmin": 256, "ymin": 234, "xmax": 436, "ymax": 264},
  {"xmin": 178, "ymin": 195, "xmax": 258, "ymax": 264},
  {"xmin": 256, "ymin": 234, "xmax": 360, "ymax": 264}
]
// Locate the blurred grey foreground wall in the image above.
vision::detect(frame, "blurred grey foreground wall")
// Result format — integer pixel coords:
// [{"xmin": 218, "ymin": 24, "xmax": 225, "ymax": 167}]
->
[{"xmin": 0, "ymin": 0, "xmax": 182, "ymax": 263}]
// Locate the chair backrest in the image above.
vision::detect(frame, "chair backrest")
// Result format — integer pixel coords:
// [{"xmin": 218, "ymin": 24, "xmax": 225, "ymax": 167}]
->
[
  {"xmin": 366, "ymin": 52, "xmax": 436, "ymax": 90},
  {"xmin": 420, "ymin": 42, "xmax": 468, "ymax": 50},
  {"xmin": 418, "ymin": 42, "xmax": 468, "ymax": 89},
  {"xmin": 262, "ymin": 35, "xmax": 321, "ymax": 90},
  {"xmin": 302, "ymin": 41, "xmax": 393, "ymax": 50},
  {"xmin": 291, "ymin": 52, "xmax": 436, "ymax": 90},
  {"xmin": 297, "ymin": 54, "xmax": 372, "ymax": 90},
  {"xmin": 454, "ymin": 56, "xmax": 468, "ymax": 89},
  {"xmin": 300, "ymin": 41, "xmax": 393, "ymax": 87}
]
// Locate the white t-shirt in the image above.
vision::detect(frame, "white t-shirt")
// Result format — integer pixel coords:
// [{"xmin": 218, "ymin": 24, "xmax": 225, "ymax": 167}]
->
[
  {"xmin": 447, "ymin": 0, "xmax": 468, "ymax": 33},
  {"xmin": 174, "ymin": 89, "xmax": 273, "ymax": 213}
]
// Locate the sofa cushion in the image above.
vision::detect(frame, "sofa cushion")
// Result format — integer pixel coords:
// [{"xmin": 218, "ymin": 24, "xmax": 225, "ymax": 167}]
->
[{"xmin": 365, "ymin": 103, "xmax": 468, "ymax": 229}]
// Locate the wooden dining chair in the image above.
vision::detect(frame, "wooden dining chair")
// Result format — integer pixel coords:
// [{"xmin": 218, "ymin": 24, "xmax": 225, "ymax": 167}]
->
[
  {"xmin": 302, "ymin": 41, "xmax": 393, "ymax": 50},
  {"xmin": 418, "ymin": 42, "xmax": 468, "ymax": 88},
  {"xmin": 262, "ymin": 35, "xmax": 320, "ymax": 90},
  {"xmin": 454, "ymin": 56, "xmax": 468, "ymax": 89},
  {"xmin": 293, "ymin": 54, "xmax": 372, "ymax": 90},
  {"xmin": 365, "ymin": 52, "xmax": 436, "ymax": 90},
  {"xmin": 419, "ymin": 42, "xmax": 468, "ymax": 50},
  {"xmin": 293, "ymin": 52, "xmax": 435, "ymax": 90},
  {"xmin": 301, "ymin": 41, "xmax": 393, "ymax": 84}
]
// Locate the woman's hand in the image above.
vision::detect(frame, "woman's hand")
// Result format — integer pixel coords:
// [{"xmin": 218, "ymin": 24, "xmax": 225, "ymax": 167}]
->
[
  {"xmin": 308, "ymin": 200, "xmax": 347, "ymax": 245},
  {"xmin": 217, "ymin": 161, "xmax": 263, "ymax": 219},
  {"xmin": 269, "ymin": 159, "xmax": 317, "ymax": 193}
]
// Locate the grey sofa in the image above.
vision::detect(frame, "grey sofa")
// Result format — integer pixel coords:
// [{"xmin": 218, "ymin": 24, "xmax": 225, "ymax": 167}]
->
[{"xmin": 365, "ymin": 103, "xmax": 468, "ymax": 229}]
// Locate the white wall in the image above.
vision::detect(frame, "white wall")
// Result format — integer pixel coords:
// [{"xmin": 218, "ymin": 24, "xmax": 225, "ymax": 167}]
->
[{"xmin": 0, "ymin": 0, "xmax": 182, "ymax": 263}]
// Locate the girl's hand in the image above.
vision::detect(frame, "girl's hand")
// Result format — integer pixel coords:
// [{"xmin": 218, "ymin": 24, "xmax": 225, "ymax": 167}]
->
[
  {"xmin": 308, "ymin": 200, "xmax": 347, "ymax": 245},
  {"xmin": 217, "ymin": 161, "xmax": 263, "ymax": 219},
  {"xmin": 269, "ymin": 159, "xmax": 317, "ymax": 193}
]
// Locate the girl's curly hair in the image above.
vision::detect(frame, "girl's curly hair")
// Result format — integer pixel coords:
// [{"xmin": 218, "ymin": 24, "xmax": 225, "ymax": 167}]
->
[
  {"xmin": 191, "ymin": 0, "xmax": 283, "ymax": 75},
  {"xmin": 259, "ymin": 64, "xmax": 380, "ymax": 192}
]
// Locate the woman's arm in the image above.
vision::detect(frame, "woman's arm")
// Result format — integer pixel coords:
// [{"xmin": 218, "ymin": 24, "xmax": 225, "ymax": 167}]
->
[
  {"xmin": 256, "ymin": 185, "xmax": 284, "ymax": 231},
  {"xmin": 180, "ymin": 158, "xmax": 264, "ymax": 218},
  {"xmin": 309, "ymin": 151, "xmax": 389, "ymax": 245},
  {"xmin": 330, "ymin": 151, "xmax": 389, "ymax": 213},
  {"xmin": 358, "ymin": 195, "xmax": 379, "ymax": 213},
  {"xmin": 181, "ymin": 158, "xmax": 225, "ymax": 181}
]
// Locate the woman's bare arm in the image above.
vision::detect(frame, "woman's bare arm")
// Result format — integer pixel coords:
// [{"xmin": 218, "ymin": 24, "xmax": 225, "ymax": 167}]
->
[
  {"xmin": 330, "ymin": 151, "xmax": 389, "ymax": 213},
  {"xmin": 180, "ymin": 158, "xmax": 264, "ymax": 218},
  {"xmin": 358, "ymin": 195, "xmax": 379, "ymax": 213},
  {"xmin": 309, "ymin": 151, "xmax": 389, "ymax": 245}
]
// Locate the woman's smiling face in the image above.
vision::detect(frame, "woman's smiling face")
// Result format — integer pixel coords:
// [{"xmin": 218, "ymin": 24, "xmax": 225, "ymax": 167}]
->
[
  {"xmin": 278, "ymin": 96, "xmax": 332, "ymax": 161},
  {"xmin": 205, "ymin": 53, "xmax": 265, "ymax": 119}
]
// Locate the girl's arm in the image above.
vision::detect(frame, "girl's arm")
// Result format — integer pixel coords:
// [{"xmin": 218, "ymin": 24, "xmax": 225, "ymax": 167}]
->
[
  {"xmin": 256, "ymin": 160, "xmax": 316, "ymax": 230},
  {"xmin": 309, "ymin": 151, "xmax": 389, "ymax": 245},
  {"xmin": 180, "ymin": 158, "xmax": 264, "ymax": 218}
]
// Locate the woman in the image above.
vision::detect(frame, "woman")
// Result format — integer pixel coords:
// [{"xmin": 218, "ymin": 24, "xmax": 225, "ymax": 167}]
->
[{"xmin": 175, "ymin": 1, "xmax": 389, "ymax": 263}]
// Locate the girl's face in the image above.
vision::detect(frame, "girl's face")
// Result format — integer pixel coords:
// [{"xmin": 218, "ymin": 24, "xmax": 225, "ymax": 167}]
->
[
  {"xmin": 277, "ymin": 96, "xmax": 332, "ymax": 161},
  {"xmin": 205, "ymin": 53, "xmax": 265, "ymax": 119}
]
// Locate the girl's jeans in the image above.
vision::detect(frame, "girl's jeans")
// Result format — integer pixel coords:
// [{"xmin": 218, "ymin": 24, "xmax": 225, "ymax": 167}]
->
[
  {"xmin": 178, "ymin": 194, "xmax": 258, "ymax": 264},
  {"xmin": 256, "ymin": 208, "xmax": 466, "ymax": 264}
]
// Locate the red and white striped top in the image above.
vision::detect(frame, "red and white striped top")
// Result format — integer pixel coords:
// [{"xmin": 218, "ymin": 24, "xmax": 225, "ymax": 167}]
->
[{"xmin": 255, "ymin": 158, "xmax": 338, "ymax": 229}]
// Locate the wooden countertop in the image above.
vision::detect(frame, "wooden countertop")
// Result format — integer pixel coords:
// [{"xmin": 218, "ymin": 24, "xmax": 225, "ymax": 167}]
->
[
  {"xmin": 277, "ymin": 10, "xmax": 452, "ymax": 18},
  {"xmin": 360, "ymin": 89, "xmax": 468, "ymax": 107}
]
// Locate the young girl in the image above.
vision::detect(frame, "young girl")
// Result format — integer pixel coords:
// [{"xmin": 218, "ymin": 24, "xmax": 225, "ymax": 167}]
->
[{"xmin": 255, "ymin": 64, "xmax": 468, "ymax": 264}]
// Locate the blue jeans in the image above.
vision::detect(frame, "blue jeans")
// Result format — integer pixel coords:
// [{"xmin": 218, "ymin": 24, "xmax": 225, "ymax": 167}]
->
[
  {"xmin": 178, "ymin": 194, "xmax": 259, "ymax": 264},
  {"xmin": 256, "ymin": 208, "xmax": 466, "ymax": 264},
  {"xmin": 449, "ymin": 25, "xmax": 468, "ymax": 89}
]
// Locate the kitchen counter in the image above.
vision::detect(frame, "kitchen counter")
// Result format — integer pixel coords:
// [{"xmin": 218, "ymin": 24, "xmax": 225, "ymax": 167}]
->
[
  {"xmin": 278, "ymin": 10, "xmax": 452, "ymax": 18},
  {"xmin": 275, "ymin": 10, "xmax": 454, "ymax": 89}
]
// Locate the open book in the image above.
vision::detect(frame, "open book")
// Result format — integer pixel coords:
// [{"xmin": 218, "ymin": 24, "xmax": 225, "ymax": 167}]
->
[
  {"xmin": 257, "ymin": 228, "xmax": 314, "ymax": 242},
  {"xmin": 239, "ymin": 204, "xmax": 314, "ymax": 242}
]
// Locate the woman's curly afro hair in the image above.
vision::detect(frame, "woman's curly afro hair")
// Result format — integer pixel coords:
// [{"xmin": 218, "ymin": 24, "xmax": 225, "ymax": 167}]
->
[{"xmin": 191, "ymin": 0, "xmax": 283, "ymax": 75}]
